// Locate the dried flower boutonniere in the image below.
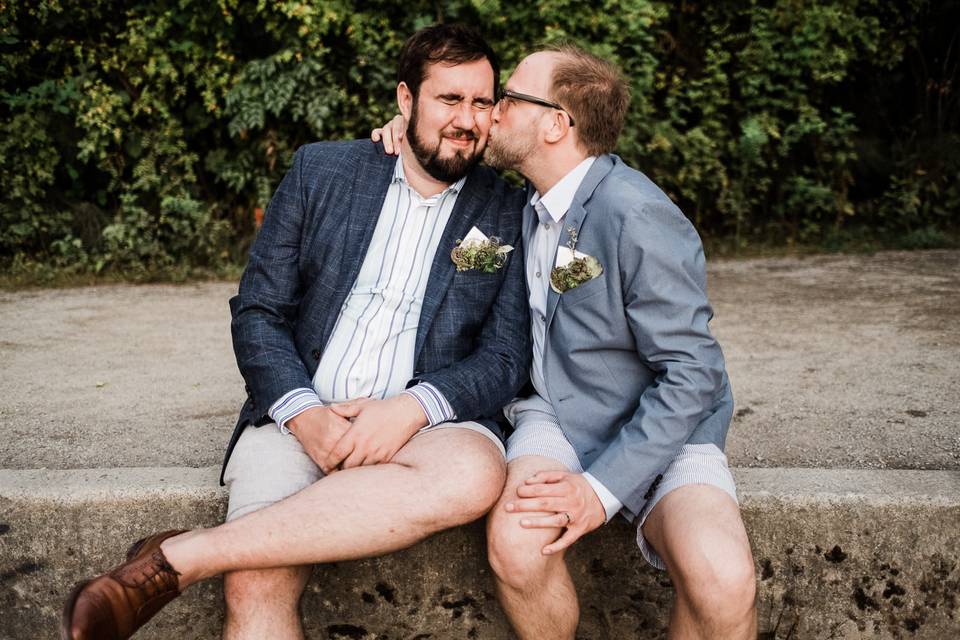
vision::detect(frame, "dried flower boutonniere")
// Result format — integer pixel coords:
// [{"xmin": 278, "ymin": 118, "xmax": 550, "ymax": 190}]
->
[
  {"xmin": 451, "ymin": 227, "xmax": 514, "ymax": 273},
  {"xmin": 550, "ymin": 226, "xmax": 603, "ymax": 293}
]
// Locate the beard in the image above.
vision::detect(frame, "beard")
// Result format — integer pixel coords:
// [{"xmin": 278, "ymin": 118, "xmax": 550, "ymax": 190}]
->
[
  {"xmin": 484, "ymin": 127, "xmax": 536, "ymax": 172},
  {"xmin": 406, "ymin": 100, "xmax": 483, "ymax": 183}
]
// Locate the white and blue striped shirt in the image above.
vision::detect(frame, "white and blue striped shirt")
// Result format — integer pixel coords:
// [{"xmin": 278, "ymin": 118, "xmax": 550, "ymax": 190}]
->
[{"xmin": 270, "ymin": 156, "xmax": 461, "ymax": 431}]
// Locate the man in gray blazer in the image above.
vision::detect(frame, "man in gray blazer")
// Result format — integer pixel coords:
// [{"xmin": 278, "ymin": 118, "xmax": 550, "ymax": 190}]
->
[
  {"xmin": 62, "ymin": 25, "xmax": 530, "ymax": 640},
  {"xmin": 375, "ymin": 42, "xmax": 758, "ymax": 637},
  {"xmin": 482, "ymin": 45, "xmax": 758, "ymax": 639}
]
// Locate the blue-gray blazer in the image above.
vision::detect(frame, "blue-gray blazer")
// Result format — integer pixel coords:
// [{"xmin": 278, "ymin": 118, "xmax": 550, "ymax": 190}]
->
[
  {"xmin": 222, "ymin": 140, "xmax": 531, "ymax": 484},
  {"xmin": 531, "ymin": 154, "xmax": 734, "ymax": 517}
]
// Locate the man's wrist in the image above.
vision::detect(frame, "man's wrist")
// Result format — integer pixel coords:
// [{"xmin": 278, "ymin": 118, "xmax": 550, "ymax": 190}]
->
[
  {"xmin": 582, "ymin": 472, "xmax": 623, "ymax": 523},
  {"xmin": 402, "ymin": 382, "xmax": 456, "ymax": 427},
  {"xmin": 395, "ymin": 393, "xmax": 430, "ymax": 434},
  {"xmin": 270, "ymin": 387, "xmax": 324, "ymax": 434},
  {"xmin": 287, "ymin": 405, "xmax": 328, "ymax": 435}
]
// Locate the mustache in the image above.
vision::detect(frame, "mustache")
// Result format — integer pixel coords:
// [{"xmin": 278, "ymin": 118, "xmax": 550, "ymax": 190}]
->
[{"xmin": 444, "ymin": 129, "xmax": 478, "ymax": 141}]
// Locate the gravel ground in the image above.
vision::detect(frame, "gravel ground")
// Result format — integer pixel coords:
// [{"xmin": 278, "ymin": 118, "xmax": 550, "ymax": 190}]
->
[{"xmin": 1, "ymin": 250, "xmax": 957, "ymax": 471}]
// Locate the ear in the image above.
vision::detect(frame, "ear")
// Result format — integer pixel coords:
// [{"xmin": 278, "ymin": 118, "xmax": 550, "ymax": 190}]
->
[
  {"xmin": 397, "ymin": 82, "xmax": 414, "ymax": 121},
  {"xmin": 543, "ymin": 110, "xmax": 572, "ymax": 144}
]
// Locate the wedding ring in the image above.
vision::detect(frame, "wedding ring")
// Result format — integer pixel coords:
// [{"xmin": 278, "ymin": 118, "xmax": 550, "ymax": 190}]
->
[{"xmin": 562, "ymin": 511, "xmax": 572, "ymax": 526}]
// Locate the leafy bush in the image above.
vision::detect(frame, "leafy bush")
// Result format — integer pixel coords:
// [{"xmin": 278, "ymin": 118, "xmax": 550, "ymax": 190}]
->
[{"xmin": 1, "ymin": 0, "xmax": 957, "ymax": 279}]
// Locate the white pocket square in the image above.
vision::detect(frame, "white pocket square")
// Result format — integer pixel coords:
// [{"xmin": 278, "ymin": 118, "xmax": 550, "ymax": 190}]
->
[
  {"xmin": 554, "ymin": 245, "xmax": 589, "ymax": 268},
  {"xmin": 462, "ymin": 226, "xmax": 513, "ymax": 254}
]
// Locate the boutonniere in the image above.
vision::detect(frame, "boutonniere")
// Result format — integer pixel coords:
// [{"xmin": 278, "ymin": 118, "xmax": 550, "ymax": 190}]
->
[
  {"xmin": 550, "ymin": 226, "xmax": 603, "ymax": 293},
  {"xmin": 451, "ymin": 226, "xmax": 514, "ymax": 273}
]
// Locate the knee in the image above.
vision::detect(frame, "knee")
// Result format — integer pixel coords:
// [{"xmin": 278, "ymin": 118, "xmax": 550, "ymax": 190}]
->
[
  {"xmin": 464, "ymin": 460, "xmax": 506, "ymax": 518},
  {"xmin": 431, "ymin": 451, "xmax": 506, "ymax": 525},
  {"xmin": 486, "ymin": 512, "xmax": 559, "ymax": 592},
  {"xmin": 713, "ymin": 555, "xmax": 756, "ymax": 613},
  {"xmin": 682, "ymin": 553, "xmax": 757, "ymax": 626}
]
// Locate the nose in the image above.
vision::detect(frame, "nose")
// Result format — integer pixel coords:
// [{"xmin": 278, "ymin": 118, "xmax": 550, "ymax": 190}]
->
[
  {"xmin": 451, "ymin": 101, "xmax": 478, "ymax": 130},
  {"xmin": 491, "ymin": 101, "xmax": 502, "ymax": 123}
]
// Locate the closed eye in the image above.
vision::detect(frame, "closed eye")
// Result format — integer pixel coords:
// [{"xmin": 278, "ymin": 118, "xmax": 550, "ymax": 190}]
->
[{"xmin": 437, "ymin": 94, "xmax": 495, "ymax": 110}]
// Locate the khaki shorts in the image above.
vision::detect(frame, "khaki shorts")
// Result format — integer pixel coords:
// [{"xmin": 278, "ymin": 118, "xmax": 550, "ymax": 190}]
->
[{"xmin": 224, "ymin": 420, "xmax": 505, "ymax": 522}]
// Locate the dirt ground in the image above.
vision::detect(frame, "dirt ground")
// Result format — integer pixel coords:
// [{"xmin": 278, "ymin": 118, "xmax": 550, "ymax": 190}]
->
[{"xmin": 1, "ymin": 250, "xmax": 957, "ymax": 471}]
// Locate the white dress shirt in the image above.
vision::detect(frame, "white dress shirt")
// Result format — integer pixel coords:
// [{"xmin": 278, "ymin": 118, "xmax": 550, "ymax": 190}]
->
[
  {"xmin": 269, "ymin": 155, "xmax": 460, "ymax": 430},
  {"xmin": 524, "ymin": 156, "xmax": 624, "ymax": 522}
]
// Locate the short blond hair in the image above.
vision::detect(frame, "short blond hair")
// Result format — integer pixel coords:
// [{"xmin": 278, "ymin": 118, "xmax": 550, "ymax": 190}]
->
[{"xmin": 545, "ymin": 44, "xmax": 630, "ymax": 156}]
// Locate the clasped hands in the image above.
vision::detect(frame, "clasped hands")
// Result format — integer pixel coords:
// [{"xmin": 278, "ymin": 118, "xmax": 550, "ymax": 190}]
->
[
  {"xmin": 289, "ymin": 395, "xmax": 606, "ymax": 553},
  {"xmin": 287, "ymin": 394, "xmax": 427, "ymax": 474},
  {"xmin": 505, "ymin": 470, "xmax": 608, "ymax": 555}
]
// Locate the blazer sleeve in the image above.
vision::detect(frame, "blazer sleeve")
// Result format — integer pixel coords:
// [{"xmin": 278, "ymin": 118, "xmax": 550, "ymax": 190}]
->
[
  {"xmin": 585, "ymin": 200, "xmax": 730, "ymax": 515},
  {"xmin": 229, "ymin": 146, "xmax": 316, "ymax": 418},
  {"xmin": 416, "ymin": 205, "xmax": 532, "ymax": 421}
]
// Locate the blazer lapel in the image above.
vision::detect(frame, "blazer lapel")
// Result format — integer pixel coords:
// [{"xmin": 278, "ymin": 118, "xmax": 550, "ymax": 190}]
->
[
  {"xmin": 414, "ymin": 169, "xmax": 492, "ymax": 359},
  {"xmin": 544, "ymin": 155, "xmax": 616, "ymax": 332},
  {"xmin": 320, "ymin": 145, "xmax": 396, "ymax": 344}
]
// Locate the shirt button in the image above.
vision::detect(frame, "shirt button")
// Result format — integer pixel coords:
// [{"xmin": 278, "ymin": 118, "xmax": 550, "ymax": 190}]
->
[
  {"xmin": 542, "ymin": 223, "xmax": 549, "ymax": 230},
  {"xmin": 535, "ymin": 271, "xmax": 541, "ymax": 278}
]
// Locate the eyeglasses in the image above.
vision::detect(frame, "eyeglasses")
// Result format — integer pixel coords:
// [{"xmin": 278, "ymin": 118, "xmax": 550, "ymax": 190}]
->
[{"xmin": 496, "ymin": 88, "xmax": 575, "ymax": 127}]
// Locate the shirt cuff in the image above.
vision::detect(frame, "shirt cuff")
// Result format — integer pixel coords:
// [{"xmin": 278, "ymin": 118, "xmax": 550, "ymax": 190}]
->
[
  {"xmin": 582, "ymin": 472, "xmax": 623, "ymax": 523},
  {"xmin": 403, "ymin": 382, "xmax": 456, "ymax": 427},
  {"xmin": 268, "ymin": 388, "xmax": 324, "ymax": 434}
]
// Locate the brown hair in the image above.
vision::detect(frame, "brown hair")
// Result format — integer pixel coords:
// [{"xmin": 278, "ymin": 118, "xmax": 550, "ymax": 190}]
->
[
  {"xmin": 397, "ymin": 24, "xmax": 500, "ymax": 100},
  {"xmin": 545, "ymin": 43, "xmax": 630, "ymax": 156}
]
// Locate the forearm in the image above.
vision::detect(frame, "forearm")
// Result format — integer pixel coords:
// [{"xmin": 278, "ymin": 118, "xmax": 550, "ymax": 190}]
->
[
  {"xmin": 231, "ymin": 301, "xmax": 315, "ymax": 414},
  {"xmin": 230, "ymin": 145, "xmax": 315, "ymax": 412},
  {"xmin": 418, "ymin": 343, "xmax": 529, "ymax": 420}
]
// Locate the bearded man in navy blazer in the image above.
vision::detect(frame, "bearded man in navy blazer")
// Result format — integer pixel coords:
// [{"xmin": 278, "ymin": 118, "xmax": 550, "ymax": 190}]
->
[{"xmin": 62, "ymin": 24, "xmax": 530, "ymax": 640}]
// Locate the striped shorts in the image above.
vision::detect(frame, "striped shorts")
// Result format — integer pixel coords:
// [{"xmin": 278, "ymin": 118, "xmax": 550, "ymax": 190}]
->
[{"xmin": 504, "ymin": 397, "xmax": 738, "ymax": 570}]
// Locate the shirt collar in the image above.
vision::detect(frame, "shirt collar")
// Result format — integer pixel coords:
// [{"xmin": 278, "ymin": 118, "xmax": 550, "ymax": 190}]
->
[
  {"xmin": 394, "ymin": 154, "xmax": 468, "ymax": 197},
  {"xmin": 529, "ymin": 156, "xmax": 597, "ymax": 224}
]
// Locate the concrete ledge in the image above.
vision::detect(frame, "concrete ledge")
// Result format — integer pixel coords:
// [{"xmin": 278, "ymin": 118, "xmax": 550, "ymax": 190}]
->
[{"xmin": 2, "ymin": 468, "xmax": 958, "ymax": 639}]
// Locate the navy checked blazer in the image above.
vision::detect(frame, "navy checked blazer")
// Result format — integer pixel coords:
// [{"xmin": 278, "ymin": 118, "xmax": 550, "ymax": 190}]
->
[{"xmin": 221, "ymin": 140, "xmax": 531, "ymax": 484}]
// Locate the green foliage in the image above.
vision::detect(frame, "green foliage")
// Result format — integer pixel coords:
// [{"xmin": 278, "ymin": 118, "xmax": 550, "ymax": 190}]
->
[{"xmin": 2, "ymin": 0, "xmax": 957, "ymax": 279}]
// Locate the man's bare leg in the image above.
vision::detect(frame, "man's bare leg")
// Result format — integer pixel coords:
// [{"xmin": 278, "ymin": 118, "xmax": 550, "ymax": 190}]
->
[
  {"xmin": 161, "ymin": 428, "xmax": 505, "ymax": 589},
  {"xmin": 222, "ymin": 566, "xmax": 311, "ymax": 640},
  {"xmin": 219, "ymin": 422, "xmax": 318, "ymax": 640},
  {"xmin": 641, "ymin": 485, "xmax": 757, "ymax": 640},
  {"xmin": 487, "ymin": 455, "xmax": 578, "ymax": 640}
]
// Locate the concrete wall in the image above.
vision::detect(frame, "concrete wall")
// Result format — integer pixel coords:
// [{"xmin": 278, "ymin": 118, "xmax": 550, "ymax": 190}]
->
[{"xmin": 2, "ymin": 467, "xmax": 958, "ymax": 639}]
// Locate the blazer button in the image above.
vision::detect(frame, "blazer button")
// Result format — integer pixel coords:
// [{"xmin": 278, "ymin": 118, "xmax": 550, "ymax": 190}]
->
[
  {"xmin": 643, "ymin": 474, "xmax": 664, "ymax": 501},
  {"xmin": 311, "ymin": 349, "xmax": 321, "ymax": 360}
]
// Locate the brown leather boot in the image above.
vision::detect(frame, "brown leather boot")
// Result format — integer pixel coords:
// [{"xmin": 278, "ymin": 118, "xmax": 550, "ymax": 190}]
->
[
  {"xmin": 124, "ymin": 529, "xmax": 188, "ymax": 562},
  {"xmin": 61, "ymin": 530, "xmax": 187, "ymax": 640}
]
